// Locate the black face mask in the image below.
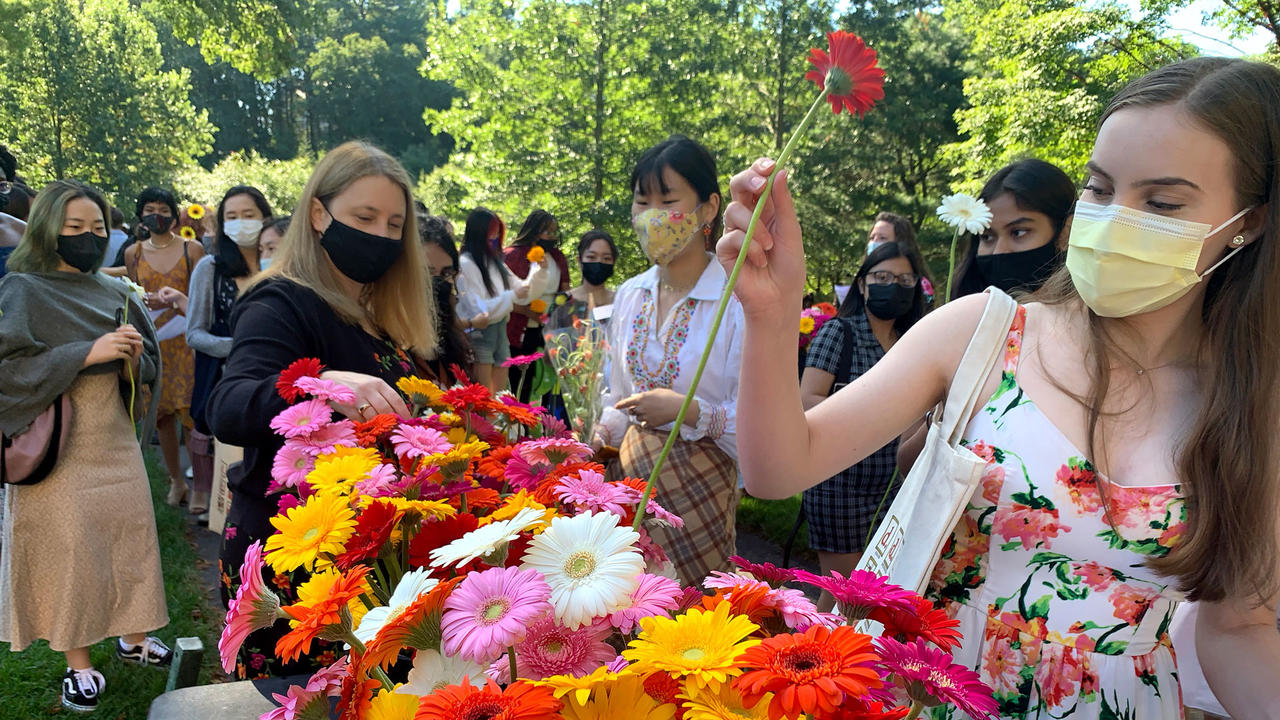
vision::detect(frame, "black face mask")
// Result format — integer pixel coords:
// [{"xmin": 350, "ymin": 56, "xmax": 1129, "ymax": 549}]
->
[
  {"xmin": 318, "ymin": 210, "xmax": 403, "ymax": 284},
  {"xmin": 864, "ymin": 282, "xmax": 916, "ymax": 320},
  {"xmin": 140, "ymin": 213, "xmax": 173, "ymax": 234},
  {"xmin": 975, "ymin": 242, "xmax": 1060, "ymax": 294},
  {"xmin": 432, "ymin": 274, "xmax": 455, "ymax": 313},
  {"xmin": 57, "ymin": 231, "xmax": 109, "ymax": 273},
  {"xmin": 0, "ymin": 190, "xmax": 9, "ymax": 215},
  {"xmin": 581, "ymin": 261, "xmax": 614, "ymax": 286}
]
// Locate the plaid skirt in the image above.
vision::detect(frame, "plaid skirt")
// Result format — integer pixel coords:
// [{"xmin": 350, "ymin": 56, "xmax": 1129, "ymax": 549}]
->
[{"xmin": 612, "ymin": 425, "xmax": 739, "ymax": 587}]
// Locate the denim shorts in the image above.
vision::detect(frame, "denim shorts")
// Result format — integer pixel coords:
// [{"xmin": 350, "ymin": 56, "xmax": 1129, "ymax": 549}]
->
[{"xmin": 468, "ymin": 322, "xmax": 511, "ymax": 365}]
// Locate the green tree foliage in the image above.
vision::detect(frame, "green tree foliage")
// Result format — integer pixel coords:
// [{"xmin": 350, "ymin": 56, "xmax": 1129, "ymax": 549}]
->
[
  {"xmin": 0, "ymin": 0, "xmax": 214, "ymax": 207},
  {"xmin": 172, "ymin": 151, "xmax": 317, "ymax": 212}
]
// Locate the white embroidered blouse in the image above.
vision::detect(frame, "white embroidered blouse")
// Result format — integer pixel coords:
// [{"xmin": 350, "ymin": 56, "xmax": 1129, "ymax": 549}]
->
[{"xmin": 598, "ymin": 256, "xmax": 743, "ymax": 460}]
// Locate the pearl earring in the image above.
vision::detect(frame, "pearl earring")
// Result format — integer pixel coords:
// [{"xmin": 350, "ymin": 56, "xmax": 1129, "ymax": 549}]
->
[{"xmin": 1231, "ymin": 235, "xmax": 1246, "ymax": 247}]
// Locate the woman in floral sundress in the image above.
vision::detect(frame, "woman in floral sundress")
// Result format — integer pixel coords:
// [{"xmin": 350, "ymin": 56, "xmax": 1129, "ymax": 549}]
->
[{"xmin": 727, "ymin": 57, "xmax": 1280, "ymax": 719}]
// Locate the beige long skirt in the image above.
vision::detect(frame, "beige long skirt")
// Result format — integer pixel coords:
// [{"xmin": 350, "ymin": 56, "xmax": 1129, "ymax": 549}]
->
[{"xmin": 0, "ymin": 373, "xmax": 169, "ymax": 652}]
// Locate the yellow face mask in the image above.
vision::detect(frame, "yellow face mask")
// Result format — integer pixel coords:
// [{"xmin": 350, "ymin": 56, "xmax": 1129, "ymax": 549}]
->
[{"xmin": 1066, "ymin": 200, "xmax": 1252, "ymax": 317}]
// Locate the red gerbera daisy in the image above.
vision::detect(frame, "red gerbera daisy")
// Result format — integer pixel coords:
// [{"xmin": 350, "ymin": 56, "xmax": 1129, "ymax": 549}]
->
[
  {"xmin": 815, "ymin": 699, "xmax": 912, "ymax": 720},
  {"xmin": 353, "ymin": 414, "xmax": 398, "ymax": 447},
  {"xmin": 869, "ymin": 596, "xmax": 963, "ymax": 651},
  {"xmin": 441, "ymin": 384, "xmax": 493, "ymax": 413},
  {"xmin": 804, "ymin": 30, "xmax": 886, "ymax": 117},
  {"xmin": 642, "ymin": 671, "xmax": 688, "ymax": 720},
  {"xmin": 333, "ymin": 500, "xmax": 402, "ymax": 570},
  {"xmin": 276, "ymin": 358, "xmax": 325, "ymax": 402},
  {"xmin": 734, "ymin": 624, "xmax": 884, "ymax": 720},
  {"xmin": 875, "ymin": 637, "xmax": 998, "ymax": 719},
  {"xmin": 414, "ymin": 678, "xmax": 561, "ymax": 720},
  {"xmin": 408, "ymin": 513, "xmax": 481, "ymax": 568}
]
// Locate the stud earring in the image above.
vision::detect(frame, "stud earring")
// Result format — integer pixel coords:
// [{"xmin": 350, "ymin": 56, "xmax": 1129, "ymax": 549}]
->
[{"xmin": 1231, "ymin": 235, "xmax": 1246, "ymax": 247}]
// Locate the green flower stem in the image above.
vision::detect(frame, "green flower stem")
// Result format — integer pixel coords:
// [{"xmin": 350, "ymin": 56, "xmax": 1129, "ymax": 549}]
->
[
  {"xmin": 904, "ymin": 700, "xmax": 926, "ymax": 720},
  {"xmin": 631, "ymin": 86, "xmax": 831, "ymax": 533},
  {"xmin": 944, "ymin": 228, "xmax": 960, "ymax": 303},
  {"xmin": 343, "ymin": 631, "xmax": 396, "ymax": 691},
  {"xmin": 122, "ymin": 301, "xmax": 137, "ymax": 427},
  {"xmin": 508, "ymin": 646, "xmax": 518, "ymax": 683}
]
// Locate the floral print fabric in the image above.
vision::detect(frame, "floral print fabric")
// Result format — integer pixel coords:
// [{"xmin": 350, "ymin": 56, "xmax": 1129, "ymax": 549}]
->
[{"xmin": 927, "ymin": 305, "xmax": 1187, "ymax": 719}]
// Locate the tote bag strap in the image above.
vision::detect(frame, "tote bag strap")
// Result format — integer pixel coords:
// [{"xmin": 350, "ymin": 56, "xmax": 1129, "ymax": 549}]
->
[{"xmin": 938, "ymin": 288, "xmax": 1018, "ymax": 447}]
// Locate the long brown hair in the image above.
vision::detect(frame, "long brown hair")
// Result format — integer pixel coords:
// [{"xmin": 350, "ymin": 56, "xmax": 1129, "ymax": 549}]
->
[
  {"xmin": 1035, "ymin": 58, "xmax": 1280, "ymax": 603},
  {"xmin": 253, "ymin": 141, "xmax": 438, "ymax": 358}
]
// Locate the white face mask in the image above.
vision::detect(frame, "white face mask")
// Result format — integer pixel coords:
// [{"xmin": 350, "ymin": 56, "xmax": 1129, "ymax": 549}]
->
[
  {"xmin": 258, "ymin": 257, "xmax": 273, "ymax": 271},
  {"xmin": 224, "ymin": 218, "xmax": 264, "ymax": 247}
]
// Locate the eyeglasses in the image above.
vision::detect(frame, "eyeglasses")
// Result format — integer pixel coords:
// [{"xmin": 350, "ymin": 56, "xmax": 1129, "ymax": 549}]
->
[
  {"xmin": 865, "ymin": 270, "xmax": 919, "ymax": 288},
  {"xmin": 0, "ymin": 181, "xmax": 11, "ymax": 195}
]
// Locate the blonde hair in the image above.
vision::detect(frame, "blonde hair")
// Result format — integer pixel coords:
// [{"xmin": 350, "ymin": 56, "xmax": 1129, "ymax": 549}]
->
[{"xmin": 254, "ymin": 141, "xmax": 438, "ymax": 357}]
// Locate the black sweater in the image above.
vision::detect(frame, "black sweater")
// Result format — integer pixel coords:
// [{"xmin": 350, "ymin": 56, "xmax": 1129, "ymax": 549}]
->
[{"xmin": 207, "ymin": 279, "xmax": 415, "ymax": 505}]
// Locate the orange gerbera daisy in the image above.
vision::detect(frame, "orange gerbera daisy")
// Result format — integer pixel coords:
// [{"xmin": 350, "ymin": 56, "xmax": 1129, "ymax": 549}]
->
[
  {"xmin": 449, "ymin": 487, "xmax": 502, "ymax": 512},
  {"xmin": 475, "ymin": 445, "xmax": 516, "ymax": 483},
  {"xmin": 701, "ymin": 586, "xmax": 775, "ymax": 629},
  {"xmin": 414, "ymin": 678, "xmax": 561, "ymax": 720},
  {"xmin": 362, "ymin": 576, "xmax": 461, "ymax": 672},
  {"xmin": 276, "ymin": 566, "xmax": 371, "ymax": 663},
  {"xmin": 733, "ymin": 625, "xmax": 883, "ymax": 720},
  {"xmin": 804, "ymin": 30, "xmax": 886, "ymax": 117},
  {"xmin": 354, "ymin": 414, "xmax": 399, "ymax": 446}
]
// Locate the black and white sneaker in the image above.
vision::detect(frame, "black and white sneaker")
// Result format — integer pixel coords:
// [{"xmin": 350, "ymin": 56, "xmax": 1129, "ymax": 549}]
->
[
  {"xmin": 61, "ymin": 667, "xmax": 105, "ymax": 713},
  {"xmin": 116, "ymin": 636, "xmax": 173, "ymax": 668}
]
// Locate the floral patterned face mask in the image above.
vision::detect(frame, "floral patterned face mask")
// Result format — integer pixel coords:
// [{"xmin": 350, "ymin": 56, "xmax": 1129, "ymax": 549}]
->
[{"xmin": 632, "ymin": 204, "xmax": 705, "ymax": 266}]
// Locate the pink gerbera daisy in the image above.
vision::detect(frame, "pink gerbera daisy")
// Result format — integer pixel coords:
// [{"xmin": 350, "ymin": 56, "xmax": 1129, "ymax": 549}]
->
[
  {"xmin": 501, "ymin": 352, "xmax": 545, "ymax": 368},
  {"xmin": 793, "ymin": 569, "xmax": 919, "ymax": 621},
  {"xmin": 269, "ymin": 398, "xmax": 333, "ymax": 439},
  {"xmin": 292, "ymin": 376, "xmax": 358, "ymax": 405},
  {"xmin": 219, "ymin": 541, "xmax": 284, "ymax": 673},
  {"xmin": 516, "ymin": 437, "xmax": 593, "ymax": 468},
  {"xmin": 294, "ymin": 420, "xmax": 358, "ymax": 453},
  {"xmin": 606, "ymin": 655, "xmax": 630, "ymax": 673},
  {"xmin": 556, "ymin": 469, "xmax": 633, "ymax": 516},
  {"xmin": 875, "ymin": 637, "xmax": 999, "ymax": 719},
  {"xmin": 261, "ymin": 685, "xmax": 326, "ymax": 720},
  {"xmin": 729, "ymin": 555, "xmax": 798, "ymax": 586},
  {"xmin": 676, "ymin": 586, "xmax": 706, "ymax": 612},
  {"xmin": 487, "ymin": 615, "xmax": 616, "ymax": 682},
  {"xmin": 767, "ymin": 586, "xmax": 841, "ymax": 631},
  {"xmin": 353, "ymin": 464, "xmax": 398, "ymax": 497},
  {"xmin": 641, "ymin": 497, "xmax": 684, "ymax": 528},
  {"xmin": 269, "ymin": 442, "xmax": 319, "ymax": 493},
  {"xmin": 441, "ymin": 566, "xmax": 553, "ymax": 665},
  {"xmin": 610, "ymin": 573, "xmax": 682, "ymax": 633},
  {"xmin": 504, "ymin": 453, "xmax": 551, "ymax": 491},
  {"xmin": 390, "ymin": 424, "xmax": 453, "ymax": 460}
]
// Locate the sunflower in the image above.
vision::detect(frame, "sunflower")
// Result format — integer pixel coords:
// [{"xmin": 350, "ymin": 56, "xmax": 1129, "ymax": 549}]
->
[
  {"xmin": 364, "ymin": 689, "xmax": 419, "ymax": 720},
  {"xmin": 186, "ymin": 203, "xmax": 205, "ymax": 219},
  {"xmin": 733, "ymin": 624, "xmax": 883, "ymax": 720},
  {"xmin": 622, "ymin": 601, "xmax": 761, "ymax": 692},
  {"xmin": 307, "ymin": 452, "xmax": 380, "ymax": 497},
  {"xmin": 179, "ymin": 225, "xmax": 197, "ymax": 240},
  {"xmin": 397, "ymin": 376, "xmax": 445, "ymax": 406},
  {"xmin": 678, "ymin": 683, "xmax": 772, "ymax": 720},
  {"xmin": 265, "ymin": 492, "xmax": 358, "ymax": 573},
  {"xmin": 558, "ymin": 674, "xmax": 676, "ymax": 720}
]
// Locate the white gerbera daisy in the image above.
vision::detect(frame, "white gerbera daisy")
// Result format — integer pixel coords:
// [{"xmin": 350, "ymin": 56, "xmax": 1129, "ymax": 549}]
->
[
  {"xmin": 520, "ymin": 511, "xmax": 644, "ymax": 630},
  {"xmin": 353, "ymin": 568, "xmax": 439, "ymax": 645},
  {"xmin": 936, "ymin": 193, "xmax": 993, "ymax": 235},
  {"xmin": 396, "ymin": 649, "xmax": 487, "ymax": 696},
  {"xmin": 429, "ymin": 518, "xmax": 523, "ymax": 569}
]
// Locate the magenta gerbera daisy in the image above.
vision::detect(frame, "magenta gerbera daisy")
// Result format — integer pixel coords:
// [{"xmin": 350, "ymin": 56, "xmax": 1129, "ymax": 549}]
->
[
  {"xmin": 556, "ymin": 468, "xmax": 634, "ymax": 516},
  {"xmin": 876, "ymin": 637, "xmax": 998, "ymax": 719},
  {"xmin": 487, "ymin": 615, "xmax": 616, "ymax": 682},
  {"xmin": 610, "ymin": 572, "xmax": 682, "ymax": 634},
  {"xmin": 269, "ymin": 442, "xmax": 319, "ymax": 493},
  {"xmin": 441, "ymin": 566, "xmax": 553, "ymax": 665},
  {"xmin": 291, "ymin": 376, "xmax": 357, "ymax": 405},
  {"xmin": 293, "ymin": 420, "xmax": 358, "ymax": 454},
  {"xmin": 269, "ymin": 398, "xmax": 334, "ymax": 439},
  {"xmin": 352, "ymin": 463, "xmax": 398, "ymax": 497},
  {"xmin": 505, "ymin": 453, "xmax": 551, "ymax": 491},
  {"xmin": 729, "ymin": 555, "xmax": 798, "ymax": 586},
  {"xmin": 516, "ymin": 437, "xmax": 593, "ymax": 468},
  {"xmin": 390, "ymin": 424, "xmax": 453, "ymax": 460},
  {"xmin": 793, "ymin": 569, "xmax": 919, "ymax": 621},
  {"xmin": 219, "ymin": 541, "xmax": 284, "ymax": 672}
]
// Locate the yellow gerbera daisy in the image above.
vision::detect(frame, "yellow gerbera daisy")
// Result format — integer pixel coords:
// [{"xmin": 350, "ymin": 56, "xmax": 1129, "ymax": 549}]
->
[
  {"xmin": 293, "ymin": 567, "xmax": 371, "ymax": 628},
  {"xmin": 264, "ymin": 493, "xmax": 358, "ymax": 573},
  {"xmin": 480, "ymin": 490, "xmax": 557, "ymax": 531},
  {"xmin": 360, "ymin": 495, "xmax": 457, "ymax": 521},
  {"xmin": 318, "ymin": 446, "xmax": 382, "ymax": 464},
  {"xmin": 424, "ymin": 440, "xmax": 489, "ymax": 478},
  {"xmin": 436, "ymin": 412, "xmax": 462, "ymax": 427},
  {"xmin": 530, "ymin": 665, "xmax": 629, "ymax": 707},
  {"xmin": 397, "ymin": 376, "xmax": 444, "ymax": 406},
  {"xmin": 678, "ymin": 684, "xmax": 773, "ymax": 720},
  {"xmin": 558, "ymin": 674, "xmax": 674, "ymax": 720},
  {"xmin": 622, "ymin": 602, "xmax": 761, "ymax": 693},
  {"xmin": 307, "ymin": 453, "xmax": 379, "ymax": 496},
  {"xmin": 365, "ymin": 688, "xmax": 419, "ymax": 720}
]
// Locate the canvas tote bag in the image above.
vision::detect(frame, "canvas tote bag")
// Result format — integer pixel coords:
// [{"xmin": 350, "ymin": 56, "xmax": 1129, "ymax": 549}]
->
[{"xmin": 857, "ymin": 288, "xmax": 1018, "ymax": 595}]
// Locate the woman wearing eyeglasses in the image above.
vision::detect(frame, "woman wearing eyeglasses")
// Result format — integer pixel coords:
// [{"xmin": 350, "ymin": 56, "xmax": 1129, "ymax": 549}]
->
[{"xmin": 797, "ymin": 240, "xmax": 929, "ymax": 611}]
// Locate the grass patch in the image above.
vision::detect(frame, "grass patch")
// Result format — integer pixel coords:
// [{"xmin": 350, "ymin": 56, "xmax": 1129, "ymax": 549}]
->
[
  {"xmin": 0, "ymin": 452, "xmax": 222, "ymax": 717},
  {"xmin": 737, "ymin": 494, "xmax": 809, "ymax": 555}
]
